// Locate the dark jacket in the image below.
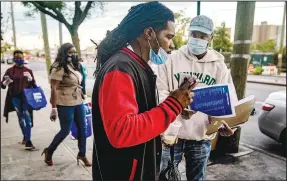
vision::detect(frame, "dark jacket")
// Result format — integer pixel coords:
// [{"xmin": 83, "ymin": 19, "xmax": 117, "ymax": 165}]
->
[
  {"xmin": 1, "ymin": 65, "xmax": 35, "ymax": 124},
  {"xmin": 92, "ymin": 48, "xmax": 183, "ymax": 180}
]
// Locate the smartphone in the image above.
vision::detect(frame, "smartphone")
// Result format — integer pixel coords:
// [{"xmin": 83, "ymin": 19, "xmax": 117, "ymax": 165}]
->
[{"xmin": 179, "ymin": 73, "xmax": 198, "ymax": 89}]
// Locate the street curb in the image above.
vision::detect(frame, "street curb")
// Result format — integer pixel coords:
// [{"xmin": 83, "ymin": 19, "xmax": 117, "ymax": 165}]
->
[
  {"xmin": 240, "ymin": 142, "xmax": 286, "ymax": 162},
  {"xmin": 247, "ymin": 80, "xmax": 286, "ymax": 86},
  {"xmin": 248, "ymin": 74, "xmax": 286, "ymax": 78}
]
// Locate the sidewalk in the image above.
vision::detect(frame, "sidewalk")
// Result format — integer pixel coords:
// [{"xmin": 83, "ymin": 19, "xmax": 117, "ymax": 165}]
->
[
  {"xmin": 1, "ymin": 68, "xmax": 93, "ymax": 180},
  {"xmin": 1, "ymin": 68, "xmax": 286, "ymax": 180},
  {"xmin": 247, "ymin": 74, "xmax": 286, "ymax": 86}
]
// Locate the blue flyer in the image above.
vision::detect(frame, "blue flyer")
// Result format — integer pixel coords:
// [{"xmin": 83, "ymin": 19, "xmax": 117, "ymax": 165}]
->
[{"xmin": 190, "ymin": 84, "xmax": 234, "ymax": 116}]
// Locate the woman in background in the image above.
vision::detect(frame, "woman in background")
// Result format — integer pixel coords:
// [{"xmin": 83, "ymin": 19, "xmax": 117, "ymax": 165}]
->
[
  {"xmin": 1, "ymin": 50, "xmax": 36, "ymax": 150},
  {"xmin": 42, "ymin": 43, "xmax": 91, "ymax": 167}
]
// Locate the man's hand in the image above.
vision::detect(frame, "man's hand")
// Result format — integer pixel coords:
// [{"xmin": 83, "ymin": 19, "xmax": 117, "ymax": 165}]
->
[
  {"xmin": 181, "ymin": 109, "xmax": 197, "ymax": 120},
  {"xmin": 170, "ymin": 77, "xmax": 197, "ymax": 109},
  {"xmin": 218, "ymin": 120, "xmax": 236, "ymax": 137}
]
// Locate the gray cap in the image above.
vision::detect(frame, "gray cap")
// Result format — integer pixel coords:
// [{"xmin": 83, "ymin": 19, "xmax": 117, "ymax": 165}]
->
[{"xmin": 188, "ymin": 15, "xmax": 214, "ymax": 35}]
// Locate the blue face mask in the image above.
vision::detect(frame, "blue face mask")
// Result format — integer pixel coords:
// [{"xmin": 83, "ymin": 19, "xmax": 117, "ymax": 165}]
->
[
  {"xmin": 148, "ymin": 35, "xmax": 168, "ymax": 65},
  {"xmin": 187, "ymin": 37, "xmax": 208, "ymax": 55},
  {"xmin": 71, "ymin": 55, "xmax": 77, "ymax": 62},
  {"xmin": 14, "ymin": 59, "xmax": 24, "ymax": 65},
  {"xmin": 149, "ymin": 47, "xmax": 168, "ymax": 65},
  {"xmin": 67, "ymin": 55, "xmax": 77, "ymax": 63}
]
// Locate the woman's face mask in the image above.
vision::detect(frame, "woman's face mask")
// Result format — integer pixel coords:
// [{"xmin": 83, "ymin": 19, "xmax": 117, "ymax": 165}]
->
[
  {"xmin": 14, "ymin": 59, "xmax": 24, "ymax": 65},
  {"xmin": 187, "ymin": 37, "xmax": 209, "ymax": 55},
  {"xmin": 148, "ymin": 30, "xmax": 168, "ymax": 65},
  {"xmin": 69, "ymin": 55, "xmax": 77, "ymax": 63},
  {"xmin": 67, "ymin": 47, "xmax": 78, "ymax": 63},
  {"xmin": 14, "ymin": 54, "xmax": 24, "ymax": 65}
]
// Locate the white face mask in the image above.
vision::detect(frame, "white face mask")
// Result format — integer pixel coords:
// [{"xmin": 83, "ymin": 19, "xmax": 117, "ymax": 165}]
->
[{"xmin": 187, "ymin": 37, "xmax": 208, "ymax": 55}]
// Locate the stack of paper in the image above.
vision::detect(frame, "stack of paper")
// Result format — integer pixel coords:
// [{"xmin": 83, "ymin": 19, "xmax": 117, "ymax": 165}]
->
[
  {"xmin": 189, "ymin": 84, "xmax": 236, "ymax": 117},
  {"xmin": 206, "ymin": 95, "xmax": 256, "ymax": 135}
]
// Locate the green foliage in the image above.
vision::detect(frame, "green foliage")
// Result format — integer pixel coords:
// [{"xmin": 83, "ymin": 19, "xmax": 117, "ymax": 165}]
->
[
  {"xmin": 213, "ymin": 22, "xmax": 233, "ymax": 52},
  {"xmin": 22, "ymin": 1, "xmax": 105, "ymax": 54},
  {"xmin": 173, "ymin": 10, "xmax": 191, "ymax": 50},
  {"xmin": 22, "ymin": 2, "xmax": 105, "ymax": 28},
  {"xmin": 1, "ymin": 42, "xmax": 12, "ymax": 53},
  {"xmin": 250, "ymin": 44, "xmax": 256, "ymax": 52},
  {"xmin": 222, "ymin": 52, "xmax": 232, "ymax": 68},
  {"xmin": 251, "ymin": 40, "xmax": 277, "ymax": 53},
  {"xmin": 253, "ymin": 66, "xmax": 264, "ymax": 75}
]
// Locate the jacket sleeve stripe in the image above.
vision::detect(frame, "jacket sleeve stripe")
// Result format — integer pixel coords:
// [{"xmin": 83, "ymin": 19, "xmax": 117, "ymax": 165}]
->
[
  {"xmin": 166, "ymin": 96, "xmax": 183, "ymax": 113},
  {"xmin": 163, "ymin": 101, "xmax": 178, "ymax": 116}
]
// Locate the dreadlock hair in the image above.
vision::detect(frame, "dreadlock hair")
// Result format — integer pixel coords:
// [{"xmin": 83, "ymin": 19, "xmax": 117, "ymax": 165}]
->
[
  {"xmin": 94, "ymin": 1, "xmax": 175, "ymax": 77},
  {"xmin": 50, "ymin": 43, "xmax": 81, "ymax": 74}
]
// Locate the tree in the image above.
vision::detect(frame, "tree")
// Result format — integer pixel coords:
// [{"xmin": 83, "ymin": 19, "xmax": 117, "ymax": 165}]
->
[
  {"xmin": 252, "ymin": 40, "xmax": 277, "ymax": 53},
  {"xmin": 22, "ymin": 2, "xmax": 105, "ymax": 56},
  {"xmin": 250, "ymin": 44, "xmax": 256, "ymax": 52},
  {"xmin": 1, "ymin": 13, "xmax": 3, "ymax": 41},
  {"xmin": 229, "ymin": 2, "xmax": 255, "ymax": 154},
  {"xmin": 172, "ymin": 10, "xmax": 191, "ymax": 50},
  {"xmin": 1, "ymin": 42, "xmax": 12, "ymax": 53},
  {"xmin": 272, "ymin": 46, "xmax": 286, "ymax": 72},
  {"xmin": 213, "ymin": 22, "xmax": 233, "ymax": 52}
]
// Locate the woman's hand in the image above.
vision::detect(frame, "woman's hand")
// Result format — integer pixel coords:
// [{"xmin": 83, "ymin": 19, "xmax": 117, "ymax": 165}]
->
[
  {"xmin": 2, "ymin": 76, "xmax": 13, "ymax": 86},
  {"xmin": 23, "ymin": 72, "xmax": 33, "ymax": 82},
  {"xmin": 50, "ymin": 108, "xmax": 58, "ymax": 121}
]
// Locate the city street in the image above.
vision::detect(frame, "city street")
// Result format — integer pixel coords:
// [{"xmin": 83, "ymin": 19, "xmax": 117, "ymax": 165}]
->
[
  {"xmin": 1, "ymin": 1, "xmax": 286, "ymax": 180},
  {"xmin": 24, "ymin": 61, "xmax": 287, "ymax": 158},
  {"xmin": 1, "ymin": 61, "xmax": 286, "ymax": 180}
]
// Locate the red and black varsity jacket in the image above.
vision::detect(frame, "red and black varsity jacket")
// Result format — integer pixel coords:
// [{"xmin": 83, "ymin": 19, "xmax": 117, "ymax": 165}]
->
[{"xmin": 92, "ymin": 48, "xmax": 183, "ymax": 180}]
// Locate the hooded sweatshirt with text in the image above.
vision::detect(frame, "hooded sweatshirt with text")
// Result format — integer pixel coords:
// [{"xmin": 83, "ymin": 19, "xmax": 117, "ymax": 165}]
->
[{"xmin": 156, "ymin": 45, "xmax": 238, "ymax": 141}]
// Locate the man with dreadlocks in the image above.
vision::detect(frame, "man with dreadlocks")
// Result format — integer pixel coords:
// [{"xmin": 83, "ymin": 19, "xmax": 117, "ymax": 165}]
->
[{"xmin": 92, "ymin": 1, "xmax": 197, "ymax": 180}]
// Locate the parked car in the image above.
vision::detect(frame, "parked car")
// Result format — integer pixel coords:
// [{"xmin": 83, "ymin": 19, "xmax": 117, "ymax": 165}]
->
[
  {"xmin": 6, "ymin": 58, "xmax": 14, "ymax": 64},
  {"xmin": 258, "ymin": 90, "xmax": 286, "ymax": 152},
  {"xmin": 24, "ymin": 60, "xmax": 28, "ymax": 64}
]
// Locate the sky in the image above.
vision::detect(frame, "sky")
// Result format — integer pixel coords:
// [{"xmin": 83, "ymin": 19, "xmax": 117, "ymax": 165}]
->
[{"xmin": 1, "ymin": 2, "xmax": 285, "ymax": 50}]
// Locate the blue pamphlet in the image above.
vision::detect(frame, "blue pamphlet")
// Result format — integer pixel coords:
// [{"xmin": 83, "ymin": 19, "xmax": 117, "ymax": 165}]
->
[{"xmin": 190, "ymin": 85, "xmax": 233, "ymax": 116}]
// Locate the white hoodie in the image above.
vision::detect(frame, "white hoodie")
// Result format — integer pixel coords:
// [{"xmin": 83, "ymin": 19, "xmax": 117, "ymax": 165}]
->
[{"xmin": 156, "ymin": 45, "xmax": 238, "ymax": 141}]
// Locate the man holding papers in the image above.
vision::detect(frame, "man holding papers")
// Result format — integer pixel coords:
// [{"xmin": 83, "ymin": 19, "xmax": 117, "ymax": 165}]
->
[{"xmin": 157, "ymin": 15, "xmax": 237, "ymax": 180}]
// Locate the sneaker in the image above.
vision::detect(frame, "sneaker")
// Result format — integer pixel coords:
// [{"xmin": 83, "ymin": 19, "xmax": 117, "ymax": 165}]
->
[{"xmin": 25, "ymin": 141, "xmax": 36, "ymax": 150}]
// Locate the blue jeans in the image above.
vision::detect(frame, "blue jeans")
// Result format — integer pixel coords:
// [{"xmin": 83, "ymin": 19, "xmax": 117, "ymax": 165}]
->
[
  {"xmin": 47, "ymin": 104, "xmax": 87, "ymax": 156},
  {"xmin": 12, "ymin": 97, "xmax": 32, "ymax": 141},
  {"xmin": 160, "ymin": 139, "xmax": 211, "ymax": 181}
]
